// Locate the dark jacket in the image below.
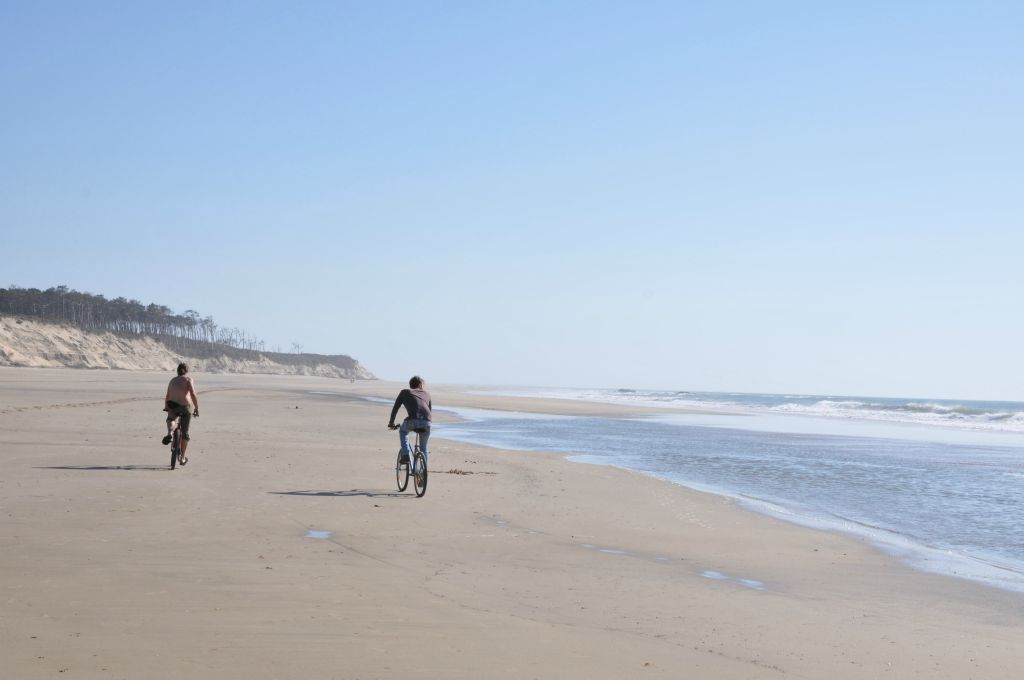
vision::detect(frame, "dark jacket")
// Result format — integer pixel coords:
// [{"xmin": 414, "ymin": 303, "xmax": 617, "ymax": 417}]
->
[{"xmin": 390, "ymin": 388, "xmax": 432, "ymax": 424}]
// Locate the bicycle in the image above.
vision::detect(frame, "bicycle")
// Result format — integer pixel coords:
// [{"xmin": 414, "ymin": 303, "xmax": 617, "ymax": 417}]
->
[
  {"xmin": 168, "ymin": 417, "xmax": 187, "ymax": 470},
  {"xmin": 391, "ymin": 425, "xmax": 428, "ymax": 497}
]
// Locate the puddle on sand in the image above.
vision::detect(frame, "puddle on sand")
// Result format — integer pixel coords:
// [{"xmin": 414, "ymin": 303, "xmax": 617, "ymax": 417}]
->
[
  {"xmin": 580, "ymin": 543, "xmax": 629, "ymax": 555},
  {"xmin": 701, "ymin": 570, "xmax": 766, "ymax": 590},
  {"xmin": 577, "ymin": 545, "xmax": 768, "ymax": 590},
  {"xmin": 702, "ymin": 570, "xmax": 730, "ymax": 580},
  {"xmin": 305, "ymin": 530, "xmax": 333, "ymax": 539}
]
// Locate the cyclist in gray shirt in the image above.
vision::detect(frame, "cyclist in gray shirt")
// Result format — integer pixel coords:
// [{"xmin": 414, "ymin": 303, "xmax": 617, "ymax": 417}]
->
[{"xmin": 388, "ymin": 375, "xmax": 432, "ymax": 463}]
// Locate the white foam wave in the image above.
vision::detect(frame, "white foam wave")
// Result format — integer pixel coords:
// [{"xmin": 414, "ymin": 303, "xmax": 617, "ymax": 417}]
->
[
  {"xmin": 474, "ymin": 388, "xmax": 1024, "ymax": 434},
  {"xmin": 768, "ymin": 400, "xmax": 1024, "ymax": 433}
]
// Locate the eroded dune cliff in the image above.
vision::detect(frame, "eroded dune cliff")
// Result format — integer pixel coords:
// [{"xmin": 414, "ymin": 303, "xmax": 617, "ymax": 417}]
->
[{"xmin": 0, "ymin": 317, "xmax": 375, "ymax": 379}]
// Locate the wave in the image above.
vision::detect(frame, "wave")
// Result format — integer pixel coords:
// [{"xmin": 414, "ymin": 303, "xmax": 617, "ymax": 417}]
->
[
  {"xmin": 482, "ymin": 388, "xmax": 1024, "ymax": 434},
  {"xmin": 767, "ymin": 400, "xmax": 1024, "ymax": 432}
]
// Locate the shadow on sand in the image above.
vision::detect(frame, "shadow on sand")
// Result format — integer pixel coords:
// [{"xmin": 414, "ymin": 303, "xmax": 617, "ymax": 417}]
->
[
  {"xmin": 269, "ymin": 489, "xmax": 412, "ymax": 498},
  {"xmin": 35, "ymin": 464, "xmax": 170, "ymax": 471}
]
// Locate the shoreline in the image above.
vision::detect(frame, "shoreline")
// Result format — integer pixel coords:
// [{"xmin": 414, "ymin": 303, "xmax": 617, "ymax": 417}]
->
[
  {"xmin": 3, "ymin": 368, "xmax": 1023, "ymax": 678},
  {"xmin": 427, "ymin": 394, "xmax": 1024, "ymax": 595},
  {"xmin": 266, "ymin": 378, "xmax": 1024, "ymax": 594}
]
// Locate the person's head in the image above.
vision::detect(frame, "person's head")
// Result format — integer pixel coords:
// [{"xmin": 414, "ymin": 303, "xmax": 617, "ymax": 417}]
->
[
  {"xmin": 409, "ymin": 375, "xmax": 423, "ymax": 389},
  {"xmin": 177, "ymin": 363, "xmax": 189, "ymax": 376}
]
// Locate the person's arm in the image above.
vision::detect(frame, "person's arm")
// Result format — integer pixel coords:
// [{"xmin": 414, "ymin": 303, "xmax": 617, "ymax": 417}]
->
[
  {"xmin": 388, "ymin": 392, "xmax": 403, "ymax": 427},
  {"xmin": 187, "ymin": 378, "xmax": 199, "ymax": 416},
  {"xmin": 164, "ymin": 382, "xmax": 171, "ymax": 408}
]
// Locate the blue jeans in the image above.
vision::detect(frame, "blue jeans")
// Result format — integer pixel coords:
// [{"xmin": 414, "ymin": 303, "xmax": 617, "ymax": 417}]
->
[{"xmin": 399, "ymin": 418, "xmax": 431, "ymax": 463}]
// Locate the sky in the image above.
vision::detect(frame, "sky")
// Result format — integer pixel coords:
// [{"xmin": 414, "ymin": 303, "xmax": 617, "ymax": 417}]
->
[{"xmin": 2, "ymin": 2, "xmax": 1022, "ymax": 400}]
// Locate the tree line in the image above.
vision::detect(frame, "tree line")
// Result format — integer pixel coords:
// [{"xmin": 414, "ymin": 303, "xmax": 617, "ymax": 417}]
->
[{"xmin": 1, "ymin": 285, "xmax": 272, "ymax": 353}]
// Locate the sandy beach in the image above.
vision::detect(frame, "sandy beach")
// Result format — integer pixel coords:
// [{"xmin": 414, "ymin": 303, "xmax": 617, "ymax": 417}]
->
[{"xmin": 1, "ymin": 367, "xmax": 1022, "ymax": 679}]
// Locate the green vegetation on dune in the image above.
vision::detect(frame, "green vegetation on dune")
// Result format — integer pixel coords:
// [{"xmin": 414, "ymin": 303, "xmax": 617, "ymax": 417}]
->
[{"xmin": 0, "ymin": 285, "xmax": 372, "ymax": 376}]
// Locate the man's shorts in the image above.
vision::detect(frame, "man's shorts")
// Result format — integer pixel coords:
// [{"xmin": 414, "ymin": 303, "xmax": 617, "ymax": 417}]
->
[{"xmin": 165, "ymin": 400, "xmax": 192, "ymax": 440}]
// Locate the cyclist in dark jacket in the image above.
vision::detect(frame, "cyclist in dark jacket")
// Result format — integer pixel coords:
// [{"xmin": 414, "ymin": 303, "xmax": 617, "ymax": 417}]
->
[{"xmin": 388, "ymin": 375, "xmax": 432, "ymax": 463}]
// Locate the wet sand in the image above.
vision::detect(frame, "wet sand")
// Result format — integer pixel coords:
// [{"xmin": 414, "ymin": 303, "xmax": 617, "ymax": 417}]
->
[{"xmin": 1, "ymin": 367, "xmax": 1022, "ymax": 678}]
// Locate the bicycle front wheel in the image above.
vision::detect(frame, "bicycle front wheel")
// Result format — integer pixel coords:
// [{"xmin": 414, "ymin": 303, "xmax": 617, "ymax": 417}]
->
[
  {"xmin": 396, "ymin": 452, "xmax": 409, "ymax": 492},
  {"xmin": 413, "ymin": 452, "xmax": 428, "ymax": 497}
]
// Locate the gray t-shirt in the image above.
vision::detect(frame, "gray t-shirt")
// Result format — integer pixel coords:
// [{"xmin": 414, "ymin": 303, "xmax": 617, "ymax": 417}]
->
[{"xmin": 390, "ymin": 388, "xmax": 432, "ymax": 423}]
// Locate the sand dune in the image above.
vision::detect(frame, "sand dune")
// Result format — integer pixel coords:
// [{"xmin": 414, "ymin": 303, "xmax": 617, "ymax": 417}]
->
[{"xmin": 0, "ymin": 317, "xmax": 373, "ymax": 379}]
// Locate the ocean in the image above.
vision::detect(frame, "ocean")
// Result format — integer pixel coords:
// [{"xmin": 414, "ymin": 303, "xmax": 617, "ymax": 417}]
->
[{"xmin": 432, "ymin": 387, "xmax": 1024, "ymax": 593}]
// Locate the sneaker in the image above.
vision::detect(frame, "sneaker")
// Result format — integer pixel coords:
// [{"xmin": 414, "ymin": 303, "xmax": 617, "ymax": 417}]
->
[
  {"xmin": 399, "ymin": 452, "xmax": 410, "ymax": 464},
  {"xmin": 162, "ymin": 434, "xmax": 172, "ymax": 445}
]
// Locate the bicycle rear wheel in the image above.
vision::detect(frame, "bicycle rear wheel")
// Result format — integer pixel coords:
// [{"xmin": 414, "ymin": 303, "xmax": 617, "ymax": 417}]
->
[
  {"xmin": 395, "ymin": 452, "xmax": 409, "ymax": 492},
  {"xmin": 413, "ymin": 452, "xmax": 427, "ymax": 497},
  {"xmin": 170, "ymin": 430, "xmax": 179, "ymax": 470}
]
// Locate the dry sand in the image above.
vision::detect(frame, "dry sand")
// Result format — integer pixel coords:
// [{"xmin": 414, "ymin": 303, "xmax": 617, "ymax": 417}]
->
[{"xmin": 1, "ymin": 367, "xmax": 1022, "ymax": 679}]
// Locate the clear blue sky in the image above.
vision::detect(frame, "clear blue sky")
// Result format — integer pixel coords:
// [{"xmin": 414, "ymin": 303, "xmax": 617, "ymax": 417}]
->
[{"xmin": 3, "ymin": 2, "xmax": 1022, "ymax": 399}]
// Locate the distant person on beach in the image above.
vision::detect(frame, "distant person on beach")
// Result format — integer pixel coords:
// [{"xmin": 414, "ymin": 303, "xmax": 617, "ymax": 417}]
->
[
  {"xmin": 163, "ymin": 363, "xmax": 199, "ymax": 459},
  {"xmin": 388, "ymin": 376, "xmax": 432, "ymax": 463}
]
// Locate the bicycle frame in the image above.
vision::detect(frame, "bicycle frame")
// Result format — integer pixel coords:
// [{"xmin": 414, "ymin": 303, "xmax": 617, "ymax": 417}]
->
[
  {"xmin": 170, "ymin": 419, "xmax": 181, "ymax": 469},
  {"xmin": 394, "ymin": 428, "xmax": 428, "ymax": 497}
]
